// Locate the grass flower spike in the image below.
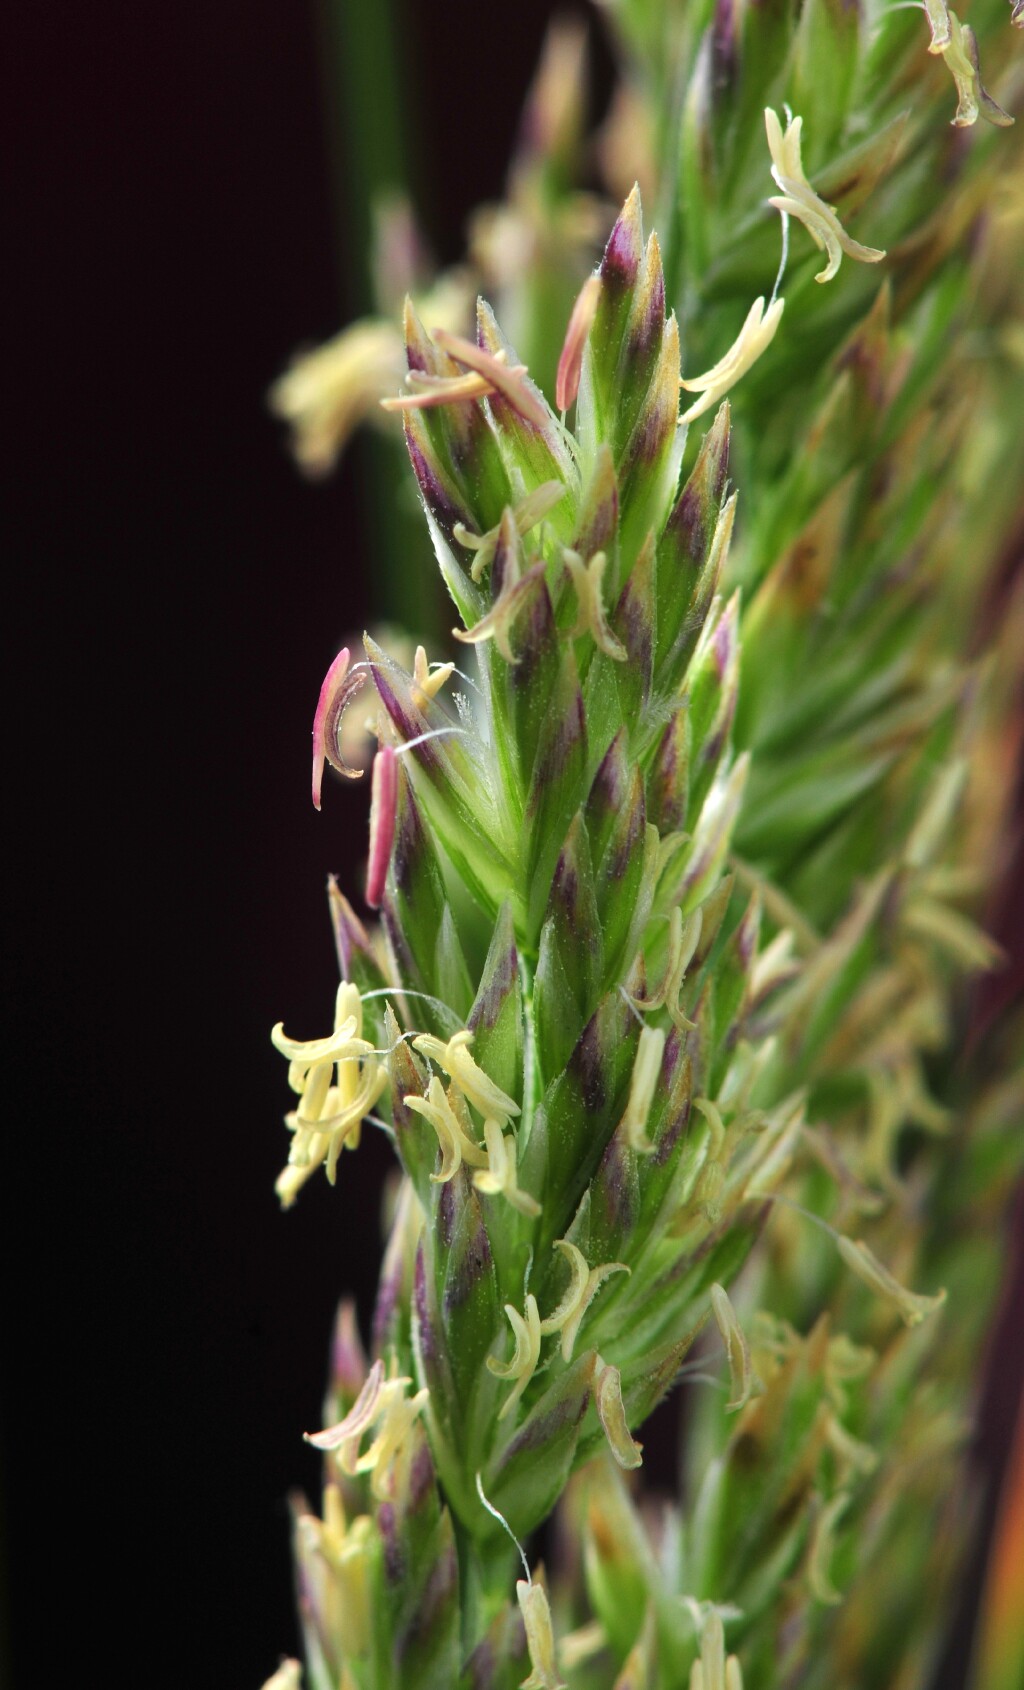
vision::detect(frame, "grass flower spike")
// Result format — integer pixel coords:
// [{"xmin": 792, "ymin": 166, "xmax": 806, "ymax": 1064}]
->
[{"xmin": 265, "ymin": 5, "xmax": 1024, "ymax": 1686}]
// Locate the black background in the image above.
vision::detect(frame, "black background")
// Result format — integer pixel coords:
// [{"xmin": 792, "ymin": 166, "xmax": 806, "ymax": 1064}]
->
[
  {"xmin": 3, "ymin": 4, "xmax": 1020, "ymax": 1686},
  {"xmin": 4, "ymin": 2, "xmax": 569, "ymax": 1682}
]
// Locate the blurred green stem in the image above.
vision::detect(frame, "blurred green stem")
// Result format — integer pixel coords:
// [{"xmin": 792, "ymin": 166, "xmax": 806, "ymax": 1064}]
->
[{"xmin": 317, "ymin": 0, "xmax": 440, "ymax": 638}]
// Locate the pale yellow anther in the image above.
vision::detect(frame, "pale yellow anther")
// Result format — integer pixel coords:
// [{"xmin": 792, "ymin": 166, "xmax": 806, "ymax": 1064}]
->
[
  {"xmin": 680, "ymin": 296, "xmax": 785, "ymax": 423},
  {"xmin": 487, "ymin": 1294, "xmax": 542, "ymax": 1420},
  {"xmin": 473, "ymin": 1118, "xmax": 542, "ymax": 1217},
  {"xmin": 690, "ymin": 1609, "xmax": 745, "ymax": 1690},
  {"xmin": 411, "ymin": 644, "xmax": 455, "ymax": 709},
  {"xmin": 619, "ymin": 1025, "xmax": 666, "ymax": 1154},
  {"xmin": 304, "ymin": 1359, "xmax": 428, "ymax": 1499},
  {"xmin": 304, "ymin": 1357, "xmax": 389, "ymax": 1467},
  {"xmin": 941, "ymin": 12, "xmax": 1014, "ymax": 129},
  {"xmin": 765, "ymin": 108, "xmax": 886, "ymax": 283},
  {"xmin": 295, "ymin": 1485, "xmax": 373, "ymax": 1658},
  {"xmin": 272, "ymin": 982, "xmax": 364, "ymax": 1070},
  {"xmin": 631, "ymin": 906, "xmax": 702, "ymax": 1030},
  {"xmin": 404, "ymin": 1075, "xmax": 489, "ymax": 1183},
  {"xmin": 517, "ymin": 1578, "xmax": 568, "ymax": 1690},
  {"xmin": 380, "ymin": 369, "xmax": 497, "ymax": 410},
  {"xmin": 432, "ymin": 327, "xmax": 551, "ymax": 431},
  {"xmin": 539, "ymin": 1240, "xmax": 630, "ymax": 1361},
  {"xmin": 413, "ymin": 1029, "xmax": 521, "ymax": 1125},
  {"xmin": 454, "ymin": 481, "xmax": 566, "ymax": 583},
  {"xmin": 270, "ymin": 320, "xmax": 405, "ymax": 476},
  {"xmin": 381, "ymin": 349, "xmax": 528, "ymax": 413},
  {"xmin": 272, "ymin": 983, "xmax": 388, "ymax": 1207},
  {"xmin": 561, "ymin": 548, "xmax": 627, "ymax": 661},
  {"xmin": 355, "ymin": 1384, "xmax": 430, "ymax": 1495},
  {"xmin": 837, "ymin": 1237, "xmax": 947, "ymax": 1327},
  {"xmin": 593, "ymin": 1355, "xmax": 643, "ymax": 1469},
  {"xmin": 710, "ymin": 1283, "xmax": 760, "ymax": 1413}
]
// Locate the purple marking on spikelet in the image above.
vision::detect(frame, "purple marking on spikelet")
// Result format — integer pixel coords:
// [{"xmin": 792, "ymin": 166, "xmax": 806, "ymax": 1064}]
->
[
  {"xmin": 372, "ymin": 668, "xmax": 443, "ymax": 776},
  {"xmin": 666, "ymin": 403, "xmax": 731, "ymax": 562},
  {"xmin": 614, "ymin": 552, "xmax": 655, "ymax": 678},
  {"xmin": 736, "ymin": 891, "xmax": 761, "ymax": 970},
  {"xmin": 702, "ymin": 714, "xmax": 732, "ymax": 775},
  {"xmin": 501, "ymin": 1380, "xmax": 591, "ymax": 1462},
  {"xmin": 414, "ymin": 1244, "xmax": 439, "ymax": 1367},
  {"xmin": 403, "ymin": 417, "xmax": 467, "ymax": 536},
  {"xmin": 597, "ymin": 1134, "xmax": 638, "ymax": 1233},
  {"xmin": 529, "ymin": 685, "xmax": 585, "ymax": 810},
  {"xmin": 644, "ymin": 245, "xmax": 666, "ymax": 330},
  {"xmin": 507, "ymin": 574, "xmax": 555, "ymax": 687},
  {"xmin": 607, "ymin": 778, "xmax": 645, "ymax": 882},
  {"xmin": 601, "ymin": 188, "xmax": 644, "ymax": 294},
  {"xmin": 390, "ymin": 780, "xmax": 427, "ymax": 895},
  {"xmin": 409, "ymin": 1436, "xmax": 435, "ymax": 1510},
  {"xmin": 590, "ymin": 730, "xmax": 629, "ymax": 818},
  {"xmin": 398, "ymin": 1547, "xmax": 457, "ymax": 1662},
  {"xmin": 438, "ymin": 1178, "xmax": 459, "ymax": 1249},
  {"xmin": 713, "ymin": 606, "xmax": 736, "ymax": 678},
  {"xmin": 373, "ymin": 1254, "xmax": 402, "ymax": 1354},
  {"xmin": 571, "ymin": 1014, "xmax": 610, "ymax": 1114},
  {"xmin": 624, "ymin": 235, "xmax": 666, "ymax": 368},
  {"xmin": 463, "ymin": 1609, "xmax": 528, "ymax": 1686},
  {"xmin": 553, "ymin": 845, "xmax": 580, "ymax": 915},
  {"xmin": 649, "ymin": 712, "xmax": 688, "ymax": 834},
  {"xmin": 329, "ymin": 1298, "xmax": 368, "ymax": 1398},
  {"xmin": 490, "ymin": 510, "xmax": 521, "ymax": 602},
  {"xmin": 628, "ymin": 384, "xmax": 674, "ymax": 467},
  {"xmin": 573, "ymin": 455, "xmax": 619, "ymax": 559},
  {"xmin": 378, "ymin": 1502, "xmax": 405, "ymax": 1584},
  {"xmin": 711, "ymin": 0, "xmax": 738, "ymax": 86},
  {"xmin": 654, "ymin": 1079, "xmax": 692, "ymax": 1166},
  {"xmin": 469, "ymin": 921, "xmax": 518, "ymax": 1032},
  {"xmin": 444, "ymin": 1214, "xmax": 494, "ymax": 1317},
  {"xmin": 403, "ymin": 297, "xmax": 438, "ymax": 376},
  {"xmin": 328, "ymin": 877, "xmax": 375, "ymax": 980}
]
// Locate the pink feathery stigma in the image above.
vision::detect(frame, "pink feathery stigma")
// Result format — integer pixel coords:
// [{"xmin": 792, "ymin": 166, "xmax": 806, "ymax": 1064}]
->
[
  {"xmin": 365, "ymin": 744, "xmax": 398, "ymax": 908},
  {"xmin": 311, "ymin": 647, "xmax": 368, "ymax": 810},
  {"xmin": 556, "ymin": 274, "xmax": 602, "ymax": 413}
]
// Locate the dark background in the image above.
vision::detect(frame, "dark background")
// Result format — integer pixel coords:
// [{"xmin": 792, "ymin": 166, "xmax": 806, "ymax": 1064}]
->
[
  {"xmin": 3, "ymin": 4, "xmax": 1020, "ymax": 1687},
  {"xmin": 4, "ymin": 2, "xmax": 568, "ymax": 1682}
]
